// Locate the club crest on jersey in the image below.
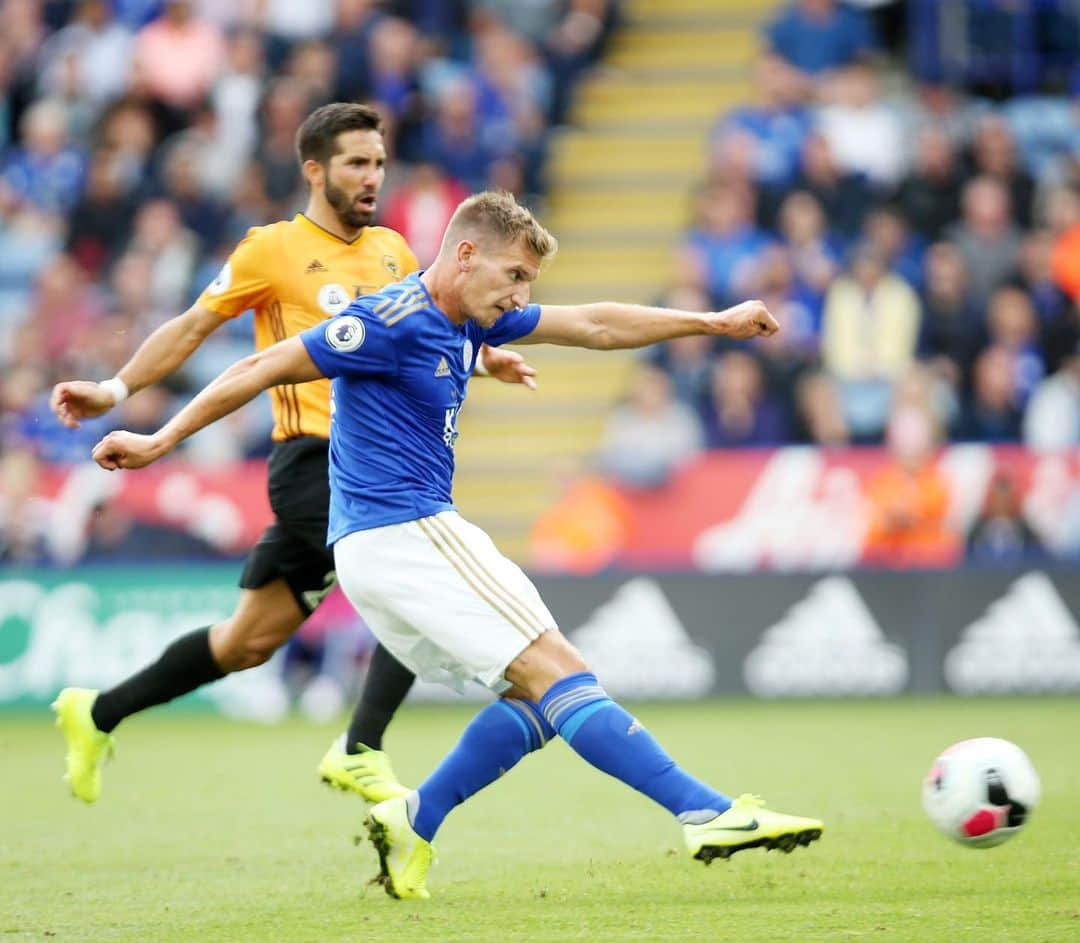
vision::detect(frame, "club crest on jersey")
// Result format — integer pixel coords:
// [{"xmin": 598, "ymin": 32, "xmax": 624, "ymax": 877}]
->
[
  {"xmin": 318, "ymin": 283, "xmax": 351, "ymax": 315},
  {"xmin": 462, "ymin": 338, "xmax": 474, "ymax": 371},
  {"xmin": 206, "ymin": 262, "xmax": 232, "ymax": 296},
  {"xmin": 326, "ymin": 316, "xmax": 365, "ymax": 352},
  {"xmin": 383, "ymin": 255, "xmax": 401, "ymax": 277}
]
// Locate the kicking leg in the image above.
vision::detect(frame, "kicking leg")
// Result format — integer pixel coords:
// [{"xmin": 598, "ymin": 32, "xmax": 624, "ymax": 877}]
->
[
  {"xmin": 511, "ymin": 632, "xmax": 731, "ymax": 821},
  {"xmin": 511, "ymin": 632, "xmax": 823, "ymax": 863},
  {"xmin": 337, "ymin": 513, "xmax": 820, "ymax": 899}
]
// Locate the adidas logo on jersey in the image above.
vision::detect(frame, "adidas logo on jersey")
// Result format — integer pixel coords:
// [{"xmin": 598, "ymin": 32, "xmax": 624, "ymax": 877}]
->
[
  {"xmin": 434, "ymin": 356, "xmax": 451, "ymax": 378},
  {"xmin": 305, "ymin": 259, "xmax": 327, "ymax": 273}
]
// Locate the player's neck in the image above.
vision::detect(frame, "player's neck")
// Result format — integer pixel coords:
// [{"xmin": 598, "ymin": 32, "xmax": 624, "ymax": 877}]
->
[
  {"xmin": 303, "ymin": 201, "xmax": 363, "ymax": 243},
  {"xmin": 420, "ymin": 264, "xmax": 467, "ymax": 327}
]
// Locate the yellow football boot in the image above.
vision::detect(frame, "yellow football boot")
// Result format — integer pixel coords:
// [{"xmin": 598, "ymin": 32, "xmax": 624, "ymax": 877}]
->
[
  {"xmin": 365, "ymin": 796, "xmax": 434, "ymax": 900},
  {"xmin": 683, "ymin": 793, "xmax": 823, "ymax": 863},
  {"xmin": 318, "ymin": 735, "xmax": 411, "ymax": 802},
  {"xmin": 51, "ymin": 688, "xmax": 115, "ymax": 803}
]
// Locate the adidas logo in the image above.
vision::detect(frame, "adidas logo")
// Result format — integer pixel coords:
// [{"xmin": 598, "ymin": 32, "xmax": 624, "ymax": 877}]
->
[
  {"xmin": 569, "ymin": 577, "xmax": 716, "ymax": 698},
  {"xmin": 945, "ymin": 573, "xmax": 1080, "ymax": 694},
  {"xmin": 743, "ymin": 576, "xmax": 908, "ymax": 696},
  {"xmin": 434, "ymin": 356, "xmax": 451, "ymax": 378},
  {"xmin": 305, "ymin": 259, "xmax": 326, "ymax": 273}
]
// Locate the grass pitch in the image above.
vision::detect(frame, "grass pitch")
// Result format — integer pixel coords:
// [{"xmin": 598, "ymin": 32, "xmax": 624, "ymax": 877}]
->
[{"xmin": 2, "ymin": 697, "xmax": 1077, "ymax": 942}]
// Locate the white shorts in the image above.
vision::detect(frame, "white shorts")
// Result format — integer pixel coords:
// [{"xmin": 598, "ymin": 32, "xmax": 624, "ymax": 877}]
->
[{"xmin": 334, "ymin": 511, "xmax": 558, "ymax": 693}]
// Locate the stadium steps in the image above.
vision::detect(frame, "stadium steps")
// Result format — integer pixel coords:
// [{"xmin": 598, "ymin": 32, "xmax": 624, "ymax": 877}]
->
[{"xmin": 453, "ymin": 0, "xmax": 778, "ymax": 560}]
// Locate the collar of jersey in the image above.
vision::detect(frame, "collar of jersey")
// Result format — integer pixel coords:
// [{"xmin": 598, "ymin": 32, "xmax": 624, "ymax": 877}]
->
[
  {"xmin": 407, "ymin": 272, "xmax": 466, "ymax": 334},
  {"xmin": 295, "ymin": 213, "xmax": 367, "ymax": 246}
]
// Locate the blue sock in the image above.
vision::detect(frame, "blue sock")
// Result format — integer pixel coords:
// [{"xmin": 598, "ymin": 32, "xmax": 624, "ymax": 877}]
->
[
  {"xmin": 539, "ymin": 672, "xmax": 730, "ymax": 820},
  {"xmin": 409, "ymin": 698, "xmax": 553, "ymax": 842}
]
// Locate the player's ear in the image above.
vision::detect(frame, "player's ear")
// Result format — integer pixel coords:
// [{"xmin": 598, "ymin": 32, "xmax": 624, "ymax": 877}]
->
[
  {"xmin": 456, "ymin": 239, "xmax": 476, "ymax": 273},
  {"xmin": 302, "ymin": 158, "xmax": 325, "ymax": 190}
]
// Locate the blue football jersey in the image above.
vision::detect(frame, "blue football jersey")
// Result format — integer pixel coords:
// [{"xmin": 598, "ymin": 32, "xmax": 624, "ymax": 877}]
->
[{"xmin": 300, "ymin": 273, "xmax": 541, "ymax": 544}]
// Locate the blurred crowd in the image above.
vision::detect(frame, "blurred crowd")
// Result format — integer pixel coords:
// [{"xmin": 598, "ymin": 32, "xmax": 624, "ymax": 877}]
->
[
  {"xmin": 4, "ymin": 0, "xmax": 1080, "ymax": 572},
  {"xmin": 601, "ymin": 0, "xmax": 1080, "ymax": 496},
  {"xmin": 0, "ymin": 0, "xmax": 616, "ymax": 563}
]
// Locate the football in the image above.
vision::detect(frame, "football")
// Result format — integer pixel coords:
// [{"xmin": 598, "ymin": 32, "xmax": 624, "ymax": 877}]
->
[{"xmin": 922, "ymin": 738, "xmax": 1041, "ymax": 847}]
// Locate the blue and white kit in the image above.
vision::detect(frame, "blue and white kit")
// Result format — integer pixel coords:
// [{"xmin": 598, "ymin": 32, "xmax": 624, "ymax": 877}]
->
[{"xmin": 300, "ymin": 274, "xmax": 557, "ymax": 690}]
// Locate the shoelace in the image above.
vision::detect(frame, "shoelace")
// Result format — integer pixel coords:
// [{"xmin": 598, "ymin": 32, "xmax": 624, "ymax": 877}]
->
[{"xmin": 731, "ymin": 793, "xmax": 766, "ymax": 812}]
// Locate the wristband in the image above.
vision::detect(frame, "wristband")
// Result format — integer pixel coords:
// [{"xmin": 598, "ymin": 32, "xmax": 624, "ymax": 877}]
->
[
  {"xmin": 473, "ymin": 355, "xmax": 489, "ymax": 377},
  {"xmin": 99, "ymin": 376, "xmax": 130, "ymax": 405}
]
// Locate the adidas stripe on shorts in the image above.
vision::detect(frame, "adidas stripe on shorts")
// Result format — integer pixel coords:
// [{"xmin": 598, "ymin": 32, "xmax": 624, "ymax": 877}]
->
[{"xmin": 334, "ymin": 511, "xmax": 558, "ymax": 692}]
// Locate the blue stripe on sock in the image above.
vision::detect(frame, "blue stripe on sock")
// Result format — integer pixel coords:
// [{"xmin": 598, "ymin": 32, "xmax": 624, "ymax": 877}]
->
[
  {"xmin": 539, "ymin": 672, "xmax": 607, "ymax": 731},
  {"xmin": 545, "ymin": 687, "xmax": 605, "ymax": 720},
  {"xmin": 559, "ymin": 699, "xmax": 612, "ymax": 744},
  {"xmin": 509, "ymin": 698, "xmax": 555, "ymax": 746}
]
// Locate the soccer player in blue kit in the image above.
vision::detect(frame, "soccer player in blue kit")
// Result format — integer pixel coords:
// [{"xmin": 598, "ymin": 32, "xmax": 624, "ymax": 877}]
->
[{"xmin": 93, "ymin": 191, "xmax": 824, "ymax": 900}]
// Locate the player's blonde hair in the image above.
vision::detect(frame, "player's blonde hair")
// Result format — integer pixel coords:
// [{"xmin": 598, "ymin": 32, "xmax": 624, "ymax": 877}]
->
[{"xmin": 444, "ymin": 191, "xmax": 558, "ymax": 262}]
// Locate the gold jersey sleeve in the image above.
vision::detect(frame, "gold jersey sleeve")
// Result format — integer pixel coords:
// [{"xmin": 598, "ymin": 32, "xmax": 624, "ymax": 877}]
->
[
  {"xmin": 199, "ymin": 215, "xmax": 418, "ymax": 441},
  {"xmin": 197, "ymin": 226, "xmax": 277, "ymax": 318}
]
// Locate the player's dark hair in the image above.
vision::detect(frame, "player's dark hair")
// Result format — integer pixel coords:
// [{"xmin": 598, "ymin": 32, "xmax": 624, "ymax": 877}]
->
[{"xmin": 295, "ymin": 102, "xmax": 383, "ymax": 166}]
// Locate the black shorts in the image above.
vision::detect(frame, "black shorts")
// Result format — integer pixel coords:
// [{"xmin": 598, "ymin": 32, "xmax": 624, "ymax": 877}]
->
[{"xmin": 239, "ymin": 436, "xmax": 336, "ymax": 615}]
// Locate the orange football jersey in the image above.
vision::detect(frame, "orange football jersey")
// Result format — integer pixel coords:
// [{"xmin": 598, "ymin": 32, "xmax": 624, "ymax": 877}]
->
[{"xmin": 198, "ymin": 213, "xmax": 418, "ymax": 440}]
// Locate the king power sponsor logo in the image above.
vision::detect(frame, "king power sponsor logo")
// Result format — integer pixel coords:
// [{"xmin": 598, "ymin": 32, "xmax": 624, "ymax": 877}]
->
[
  {"xmin": 945, "ymin": 573, "xmax": 1080, "ymax": 694},
  {"xmin": 691, "ymin": 448, "xmax": 871, "ymax": 572},
  {"xmin": 690, "ymin": 445, "xmax": 997, "ymax": 572},
  {"xmin": 743, "ymin": 576, "xmax": 909, "ymax": 697},
  {"xmin": 0, "ymin": 576, "xmax": 290, "ymax": 719}
]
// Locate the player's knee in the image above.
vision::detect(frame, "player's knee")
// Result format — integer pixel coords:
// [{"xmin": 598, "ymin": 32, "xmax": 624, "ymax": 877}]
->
[
  {"xmin": 505, "ymin": 630, "xmax": 589, "ymax": 702},
  {"xmin": 237, "ymin": 635, "xmax": 279, "ymax": 669},
  {"xmin": 209, "ymin": 620, "xmax": 283, "ymax": 672},
  {"xmin": 539, "ymin": 630, "xmax": 588, "ymax": 674}
]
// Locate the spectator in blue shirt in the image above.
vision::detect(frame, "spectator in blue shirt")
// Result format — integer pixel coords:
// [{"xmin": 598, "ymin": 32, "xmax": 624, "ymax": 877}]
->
[
  {"xmin": 699, "ymin": 351, "xmax": 790, "ymax": 448},
  {"xmin": 766, "ymin": 0, "xmax": 877, "ymax": 77},
  {"xmin": 680, "ymin": 180, "xmax": 775, "ymax": 308},
  {"xmin": 708, "ymin": 53, "xmax": 812, "ymax": 190},
  {"xmin": 966, "ymin": 472, "xmax": 1047, "ymax": 565},
  {"xmin": 420, "ymin": 77, "xmax": 501, "ymax": 193},
  {"xmin": 3, "ymin": 99, "xmax": 86, "ymax": 214}
]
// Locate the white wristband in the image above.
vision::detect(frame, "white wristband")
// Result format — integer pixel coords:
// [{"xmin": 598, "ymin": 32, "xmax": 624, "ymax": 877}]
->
[
  {"xmin": 473, "ymin": 355, "xmax": 489, "ymax": 377},
  {"xmin": 99, "ymin": 376, "xmax": 130, "ymax": 405}
]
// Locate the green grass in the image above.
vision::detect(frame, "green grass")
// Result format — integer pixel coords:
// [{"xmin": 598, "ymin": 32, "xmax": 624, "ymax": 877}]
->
[{"xmin": 2, "ymin": 698, "xmax": 1078, "ymax": 942}]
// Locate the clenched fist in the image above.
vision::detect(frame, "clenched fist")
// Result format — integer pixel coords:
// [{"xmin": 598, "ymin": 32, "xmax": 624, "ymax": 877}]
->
[
  {"xmin": 92, "ymin": 431, "xmax": 168, "ymax": 470},
  {"xmin": 50, "ymin": 381, "xmax": 119, "ymax": 429},
  {"xmin": 710, "ymin": 300, "xmax": 780, "ymax": 340}
]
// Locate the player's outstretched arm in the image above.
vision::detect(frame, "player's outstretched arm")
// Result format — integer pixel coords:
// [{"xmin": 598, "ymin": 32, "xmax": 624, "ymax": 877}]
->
[
  {"xmin": 51, "ymin": 303, "xmax": 230, "ymax": 428},
  {"xmin": 518, "ymin": 299, "xmax": 779, "ymax": 350},
  {"xmin": 92, "ymin": 337, "xmax": 323, "ymax": 471},
  {"xmin": 477, "ymin": 344, "xmax": 537, "ymax": 390}
]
